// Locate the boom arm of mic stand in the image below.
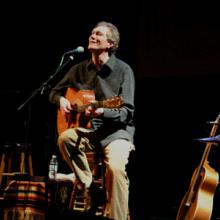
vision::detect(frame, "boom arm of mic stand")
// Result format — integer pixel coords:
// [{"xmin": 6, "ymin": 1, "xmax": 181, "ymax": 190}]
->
[{"xmin": 17, "ymin": 55, "xmax": 74, "ymax": 112}]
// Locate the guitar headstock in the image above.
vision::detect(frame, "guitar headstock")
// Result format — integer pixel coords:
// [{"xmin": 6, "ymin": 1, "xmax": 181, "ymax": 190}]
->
[{"xmin": 102, "ymin": 96, "xmax": 124, "ymax": 109}]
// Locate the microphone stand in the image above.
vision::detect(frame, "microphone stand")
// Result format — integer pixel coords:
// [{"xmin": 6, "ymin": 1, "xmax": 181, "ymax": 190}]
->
[
  {"xmin": 17, "ymin": 55, "xmax": 74, "ymax": 111},
  {"xmin": 16, "ymin": 54, "xmax": 75, "ymax": 220}
]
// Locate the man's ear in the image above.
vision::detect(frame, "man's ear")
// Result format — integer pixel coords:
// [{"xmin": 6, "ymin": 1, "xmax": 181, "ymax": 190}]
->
[{"xmin": 107, "ymin": 41, "xmax": 114, "ymax": 50}]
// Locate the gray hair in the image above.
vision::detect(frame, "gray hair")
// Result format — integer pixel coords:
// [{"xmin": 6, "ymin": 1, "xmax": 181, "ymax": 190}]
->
[{"xmin": 95, "ymin": 21, "xmax": 120, "ymax": 54}]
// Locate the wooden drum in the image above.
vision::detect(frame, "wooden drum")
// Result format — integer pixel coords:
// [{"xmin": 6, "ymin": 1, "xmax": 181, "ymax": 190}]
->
[{"xmin": 3, "ymin": 179, "xmax": 46, "ymax": 220}]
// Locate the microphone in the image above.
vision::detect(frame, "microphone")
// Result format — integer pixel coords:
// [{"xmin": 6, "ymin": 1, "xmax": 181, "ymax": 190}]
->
[{"xmin": 65, "ymin": 46, "xmax": 84, "ymax": 55}]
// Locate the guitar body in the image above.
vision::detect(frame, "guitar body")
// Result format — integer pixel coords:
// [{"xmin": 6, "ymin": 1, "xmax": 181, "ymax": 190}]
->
[
  {"xmin": 57, "ymin": 88, "xmax": 124, "ymax": 135},
  {"xmin": 57, "ymin": 88, "xmax": 95, "ymax": 135},
  {"xmin": 176, "ymin": 112, "xmax": 220, "ymax": 220},
  {"xmin": 176, "ymin": 162, "xmax": 219, "ymax": 220}
]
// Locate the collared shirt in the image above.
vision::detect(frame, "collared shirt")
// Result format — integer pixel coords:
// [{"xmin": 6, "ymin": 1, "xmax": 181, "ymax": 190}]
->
[{"xmin": 49, "ymin": 55, "xmax": 135, "ymax": 147}]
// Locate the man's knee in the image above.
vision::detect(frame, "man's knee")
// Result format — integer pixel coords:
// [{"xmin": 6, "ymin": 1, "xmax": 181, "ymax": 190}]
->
[{"xmin": 58, "ymin": 129, "xmax": 78, "ymax": 144}]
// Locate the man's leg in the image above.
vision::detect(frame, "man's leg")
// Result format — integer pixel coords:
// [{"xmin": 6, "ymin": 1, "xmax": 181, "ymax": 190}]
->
[
  {"xmin": 103, "ymin": 139, "xmax": 134, "ymax": 220},
  {"xmin": 58, "ymin": 128, "xmax": 93, "ymax": 188}
]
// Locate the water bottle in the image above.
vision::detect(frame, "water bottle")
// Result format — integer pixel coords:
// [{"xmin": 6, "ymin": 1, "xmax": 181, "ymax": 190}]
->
[{"xmin": 48, "ymin": 155, "xmax": 58, "ymax": 180}]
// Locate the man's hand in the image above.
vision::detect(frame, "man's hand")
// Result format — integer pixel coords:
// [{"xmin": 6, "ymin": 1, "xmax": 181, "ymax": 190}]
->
[
  {"xmin": 60, "ymin": 97, "xmax": 72, "ymax": 113},
  {"xmin": 85, "ymin": 106, "xmax": 104, "ymax": 117}
]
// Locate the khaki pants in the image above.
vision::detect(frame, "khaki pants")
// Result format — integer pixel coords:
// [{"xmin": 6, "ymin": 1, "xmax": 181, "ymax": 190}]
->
[{"xmin": 58, "ymin": 127, "xmax": 134, "ymax": 220}]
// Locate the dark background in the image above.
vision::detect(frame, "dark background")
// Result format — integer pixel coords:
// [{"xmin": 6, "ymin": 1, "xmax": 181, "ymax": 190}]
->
[{"xmin": 1, "ymin": 0, "xmax": 220, "ymax": 219}]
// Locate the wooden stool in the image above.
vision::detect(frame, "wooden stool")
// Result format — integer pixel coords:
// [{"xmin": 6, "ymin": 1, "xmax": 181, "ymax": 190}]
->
[
  {"xmin": 69, "ymin": 151, "xmax": 106, "ymax": 216},
  {"xmin": 0, "ymin": 143, "xmax": 34, "ymax": 191},
  {"xmin": 67, "ymin": 151, "xmax": 132, "ymax": 219}
]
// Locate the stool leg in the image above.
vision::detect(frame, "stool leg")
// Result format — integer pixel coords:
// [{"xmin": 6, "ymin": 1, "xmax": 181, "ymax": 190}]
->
[
  {"xmin": 127, "ymin": 210, "xmax": 131, "ymax": 220},
  {"xmin": 19, "ymin": 150, "xmax": 34, "ymax": 176},
  {"xmin": 6, "ymin": 153, "xmax": 13, "ymax": 186},
  {"xmin": 28, "ymin": 153, "xmax": 34, "ymax": 176},
  {"xmin": 20, "ymin": 151, "xmax": 25, "ymax": 173},
  {"xmin": 68, "ymin": 181, "xmax": 78, "ymax": 209},
  {"xmin": 68, "ymin": 179, "xmax": 82, "ymax": 209},
  {"xmin": 0, "ymin": 153, "xmax": 6, "ymax": 188}
]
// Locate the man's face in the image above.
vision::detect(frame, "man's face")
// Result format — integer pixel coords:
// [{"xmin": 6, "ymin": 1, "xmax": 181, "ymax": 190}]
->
[{"xmin": 88, "ymin": 26, "xmax": 113, "ymax": 52}]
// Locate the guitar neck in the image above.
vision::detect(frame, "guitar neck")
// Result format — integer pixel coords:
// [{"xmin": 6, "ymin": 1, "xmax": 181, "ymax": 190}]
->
[
  {"xmin": 72, "ymin": 96, "xmax": 123, "ymax": 112},
  {"xmin": 72, "ymin": 101, "xmax": 105, "ymax": 113}
]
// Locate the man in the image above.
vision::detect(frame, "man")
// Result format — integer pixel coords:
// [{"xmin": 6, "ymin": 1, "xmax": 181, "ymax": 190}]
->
[{"xmin": 49, "ymin": 21, "xmax": 135, "ymax": 220}]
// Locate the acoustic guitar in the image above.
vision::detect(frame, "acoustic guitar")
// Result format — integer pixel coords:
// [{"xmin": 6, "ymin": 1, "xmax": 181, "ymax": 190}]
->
[
  {"xmin": 176, "ymin": 112, "xmax": 220, "ymax": 220},
  {"xmin": 57, "ymin": 88, "xmax": 124, "ymax": 135}
]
